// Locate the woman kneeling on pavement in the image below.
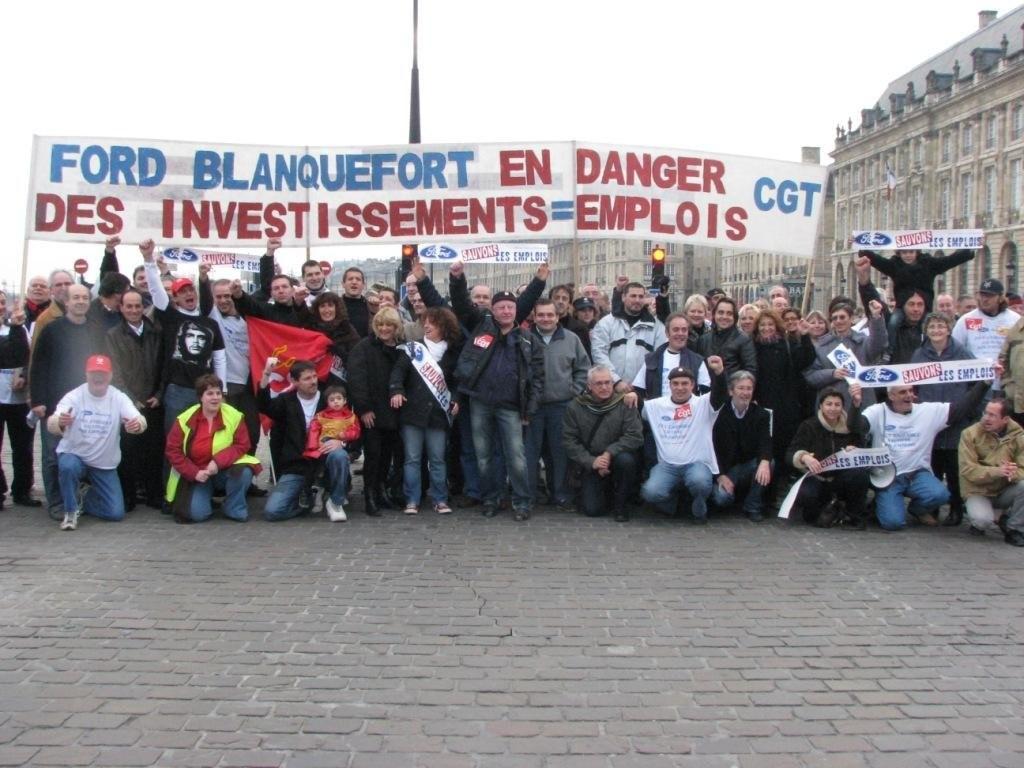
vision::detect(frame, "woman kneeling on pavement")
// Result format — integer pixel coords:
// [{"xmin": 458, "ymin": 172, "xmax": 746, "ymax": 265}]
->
[
  {"xmin": 165, "ymin": 374, "xmax": 261, "ymax": 523},
  {"xmin": 786, "ymin": 383, "xmax": 871, "ymax": 528}
]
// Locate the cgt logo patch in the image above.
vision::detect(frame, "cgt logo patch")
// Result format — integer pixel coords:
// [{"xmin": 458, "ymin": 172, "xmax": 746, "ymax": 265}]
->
[{"xmin": 473, "ymin": 334, "xmax": 494, "ymax": 349}]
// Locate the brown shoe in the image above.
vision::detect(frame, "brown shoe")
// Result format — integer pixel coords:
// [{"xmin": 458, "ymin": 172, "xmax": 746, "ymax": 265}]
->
[{"xmin": 915, "ymin": 511, "xmax": 939, "ymax": 526}]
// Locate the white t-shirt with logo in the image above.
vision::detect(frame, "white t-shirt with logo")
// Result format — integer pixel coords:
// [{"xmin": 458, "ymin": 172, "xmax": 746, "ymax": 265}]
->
[
  {"xmin": 641, "ymin": 393, "xmax": 722, "ymax": 472},
  {"xmin": 54, "ymin": 384, "xmax": 142, "ymax": 469},
  {"xmin": 631, "ymin": 351, "xmax": 711, "ymax": 395},
  {"xmin": 953, "ymin": 308, "xmax": 1019, "ymax": 360},
  {"xmin": 862, "ymin": 402, "xmax": 949, "ymax": 475}
]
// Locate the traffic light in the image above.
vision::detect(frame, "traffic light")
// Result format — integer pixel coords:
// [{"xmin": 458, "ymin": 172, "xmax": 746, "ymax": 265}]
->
[
  {"xmin": 400, "ymin": 244, "xmax": 418, "ymax": 283},
  {"xmin": 651, "ymin": 245, "xmax": 667, "ymax": 281}
]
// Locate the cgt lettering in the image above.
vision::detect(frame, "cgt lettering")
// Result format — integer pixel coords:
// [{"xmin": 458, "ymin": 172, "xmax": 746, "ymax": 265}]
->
[
  {"xmin": 753, "ymin": 177, "xmax": 821, "ymax": 216},
  {"xmin": 49, "ymin": 144, "xmax": 166, "ymax": 186}
]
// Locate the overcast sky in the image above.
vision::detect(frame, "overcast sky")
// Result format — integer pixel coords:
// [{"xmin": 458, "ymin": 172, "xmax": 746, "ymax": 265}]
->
[{"xmin": 1, "ymin": 0, "xmax": 1005, "ymax": 288}]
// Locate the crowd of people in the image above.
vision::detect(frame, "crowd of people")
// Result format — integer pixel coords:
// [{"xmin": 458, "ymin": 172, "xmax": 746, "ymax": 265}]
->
[{"xmin": 2, "ymin": 237, "xmax": 1023, "ymax": 548}]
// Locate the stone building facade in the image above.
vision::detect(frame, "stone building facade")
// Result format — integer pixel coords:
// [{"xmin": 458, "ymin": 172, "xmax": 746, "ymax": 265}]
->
[{"xmin": 832, "ymin": 8, "xmax": 1024, "ymax": 302}]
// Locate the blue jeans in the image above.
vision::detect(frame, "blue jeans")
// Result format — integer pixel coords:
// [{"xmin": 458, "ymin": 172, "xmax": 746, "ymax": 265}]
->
[
  {"xmin": 40, "ymin": 426, "xmax": 63, "ymax": 515},
  {"xmin": 456, "ymin": 404, "xmax": 481, "ymax": 499},
  {"xmin": 57, "ymin": 453, "xmax": 125, "ymax": 521},
  {"xmin": 710, "ymin": 458, "xmax": 773, "ymax": 516},
  {"xmin": 401, "ymin": 424, "xmax": 448, "ymax": 505},
  {"xmin": 642, "ymin": 462, "xmax": 714, "ymax": 519},
  {"xmin": 187, "ymin": 467, "xmax": 253, "ymax": 522},
  {"xmin": 875, "ymin": 469, "xmax": 950, "ymax": 530},
  {"xmin": 264, "ymin": 451, "xmax": 351, "ymax": 521},
  {"xmin": 470, "ymin": 400, "xmax": 530, "ymax": 511},
  {"xmin": 162, "ymin": 383, "xmax": 198, "ymax": 435},
  {"xmin": 524, "ymin": 400, "xmax": 570, "ymax": 504}
]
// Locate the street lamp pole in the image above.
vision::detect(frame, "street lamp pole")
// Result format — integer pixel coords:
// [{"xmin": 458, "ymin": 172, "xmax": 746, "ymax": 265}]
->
[{"xmin": 409, "ymin": 0, "xmax": 421, "ymax": 145}]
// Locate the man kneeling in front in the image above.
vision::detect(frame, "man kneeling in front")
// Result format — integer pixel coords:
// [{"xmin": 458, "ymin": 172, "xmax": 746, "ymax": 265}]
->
[{"xmin": 49, "ymin": 355, "xmax": 146, "ymax": 531}]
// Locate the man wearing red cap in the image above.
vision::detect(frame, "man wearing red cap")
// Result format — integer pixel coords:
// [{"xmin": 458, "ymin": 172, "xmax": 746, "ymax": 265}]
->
[
  {"xmin": 138, "ymin": 240, "xmax": 226, "ymax": 434},
  {"xmin": 48, "ymin": 354, "xmax": 146, "ymax": 530}
]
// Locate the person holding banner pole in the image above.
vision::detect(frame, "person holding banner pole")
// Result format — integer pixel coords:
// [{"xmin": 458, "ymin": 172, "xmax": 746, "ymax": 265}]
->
[
  {"xmin": 910, "ymin": 312, "xmax": 977, "ymax": 526},
  {"xmin": 862, "ymin": 376, "xmax": 992, "ymax": 530},
  {"xmin": 786, "ymin": 385, "xmax": 872, "ymax": 528},
  {"xmin": 388, "ymin": 307, "xmax": 463, "ymax": 515}
]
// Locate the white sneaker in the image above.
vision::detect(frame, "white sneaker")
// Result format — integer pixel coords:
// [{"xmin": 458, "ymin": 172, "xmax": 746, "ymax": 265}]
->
[
  {"xmin": 60, "ymin": 509, "xmax": 80, "ymax": 531},
  {"xmin": 311, "ymin": 487, "xmax": 325, "ymax": 515},
  {"xmin": 326, "ymin": 498, "xmax": 347, "ymax": 522}
]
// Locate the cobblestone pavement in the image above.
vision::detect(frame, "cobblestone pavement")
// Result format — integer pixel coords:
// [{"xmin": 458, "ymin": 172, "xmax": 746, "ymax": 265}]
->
[{"xmin": 1, "ymin": 492, "xmax": 1023, "ymax": 768}]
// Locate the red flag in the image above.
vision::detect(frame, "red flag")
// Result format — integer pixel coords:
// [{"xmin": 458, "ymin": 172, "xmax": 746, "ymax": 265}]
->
[{"xmin": 247, "ymin": 316, "xmax": 333, "ymax": 396}]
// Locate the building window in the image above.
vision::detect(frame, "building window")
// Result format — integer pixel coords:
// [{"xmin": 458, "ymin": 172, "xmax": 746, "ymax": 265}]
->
[
  {"xmin": 1014, "ymin": 105, "xmax": 1024, "ymax": 141},
  {"xmin": 911, "ymin": 187, "xmax": 922, "ymax": 227},
  {"xmin": 961, "ymin": 172, "xmax": 973, "ymax": 218},
  {"xmin": 867, "ymin": 160, "xmax": 876, "ymax": 187},
  {"xmin": 942, "ymin": 132, "xmax": 952, "ymax": 163},
  {"xmin": 986, "ymin": 116, "xmax": 997, "ymax": 149},
  {"xmin": 939, "ymin": 178, "xmax": 951, "ymax": 222},
  {"xmin": 1012, "ymin": 159, "xmax": 1022, "ymax": 209},
  {"xmin": 865, "ymin": 202, "xmax": 874, "ymax": 230},
  {"xmin": 963, "ymin": 123, "xmax": 974, "ymax": 154},
  {"xmin": 880, "ymin": 199, "xmax": 890, "ymax": 229},
  {"xmin": 984, "ymin": 166, "xmax": 996, "ymax": 214},
  {"xmin": 852, "ymin": 204, "xmax": 861, "ymax": 231},
  {"xmin": 852, "ymin": 164, "xmax": 860, "ymax": 192},
  {"xmin": 837, "ymin": 206, "xmax": 847, "ymax": 239},
  {"xmin": 913, "ymin": 140, "xmax": 923, "ymax": 165}
]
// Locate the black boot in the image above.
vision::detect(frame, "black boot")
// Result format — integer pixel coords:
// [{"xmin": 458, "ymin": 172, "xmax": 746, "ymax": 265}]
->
[
  {"xmin": 363, "ymin": 489, "xmax": 381, "ymax": 517},
  {"xmin": 375, "ymin": 485, "xmax": 398, "ymax": 511},
  {"xmin": 942, "ymin": 503, "xmax": 964, "ymax": 527}
]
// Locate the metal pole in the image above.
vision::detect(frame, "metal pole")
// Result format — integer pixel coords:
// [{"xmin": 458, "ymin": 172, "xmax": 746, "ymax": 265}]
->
[{"xmin": 409, "ymin": 0, "xmax": 421, "ymax": 145}]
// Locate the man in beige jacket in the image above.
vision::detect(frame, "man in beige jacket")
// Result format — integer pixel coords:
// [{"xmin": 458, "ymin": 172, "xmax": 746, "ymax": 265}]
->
[{"xmin": 959, "ymin": 397, "xmax": 1024, "ymax": 546}]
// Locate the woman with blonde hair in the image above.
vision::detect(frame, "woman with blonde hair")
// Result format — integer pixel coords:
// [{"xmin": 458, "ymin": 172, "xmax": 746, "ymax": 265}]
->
[
  {"xmin": 347, "ymin": 307, "xmax": 406, "ymax": 516},
  {"xmin": 738, "ymin": 304, "xmax": 761, "ymax": 336}
]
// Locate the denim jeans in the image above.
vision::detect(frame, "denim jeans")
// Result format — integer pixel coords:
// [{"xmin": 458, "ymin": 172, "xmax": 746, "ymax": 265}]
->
[
  {"xmin": 710, "ymin": 458, "xmax": 773, "ymax": 516},
  {"xmin": 162, "ymin": 383, "xmax": 198, "ymax": 435},
  {"xmin": 470, "ymin": 400, "xmax": 530, "ymax": 511},
  {"xmin": 264, "ymin": 451, "xmax": 351, "ymax": 521},
  {"xmin": 187, "ymin": 467, "xmax": 253, "ymax": 522},
  {"xmin": 40, "ymin": 425, "xmax": 63, "ymax": 515},
  {"xmin": 642, "ymin": 461, "xmax": 714, "ymax": 519},
  {"xmin": 456, "ymin": 403, "xmax": 481, "ymax": 499},
  {"xmin": 458, "ymin": 400, "xmax": 507, "ymax": 501},
  {"xmin": 57, "ymin": 453, "xmax": 125, "ymax": 521},
  {"xmin": 875, "ymin": 469, "xmax": 950, "ymax": 530},
  {"xmin": 401, "ymin": 424, "xmax": 448, "ymax": 506},
  {"xmin": 524, "ymin": 400, "xmax": 570, "ymax": 504}
]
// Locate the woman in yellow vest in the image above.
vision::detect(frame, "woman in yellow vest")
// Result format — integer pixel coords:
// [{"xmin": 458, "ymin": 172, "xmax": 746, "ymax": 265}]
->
[{"xmin": 165, "ymin": 374, "xmax": 261, "ymax": 523}]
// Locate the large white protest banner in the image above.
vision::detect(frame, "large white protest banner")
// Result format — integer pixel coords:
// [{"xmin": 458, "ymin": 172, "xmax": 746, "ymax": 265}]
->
[{"xmin": 26, "ymin": 137, "xmax": 828, "ymax": 255}]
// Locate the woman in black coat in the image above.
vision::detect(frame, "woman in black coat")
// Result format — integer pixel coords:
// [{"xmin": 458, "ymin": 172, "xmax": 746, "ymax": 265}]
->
[
  {"xmin": 388, "ymin": 307, "xmax": 464, "ymax": 515},
  {"xmin": 346, "ymin": 307, "xmax": 404, "ymax": 515},
  {"xmin": 752, "ymin": 308, "xmax": 817, "ymax": 499},
  {"xmin": 301, "ymin": 292, "xmax": 361, "ymax": 382},
  {"xmin": 785, "ymin": 385, "xmax": 871, "ymax": 528}
]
